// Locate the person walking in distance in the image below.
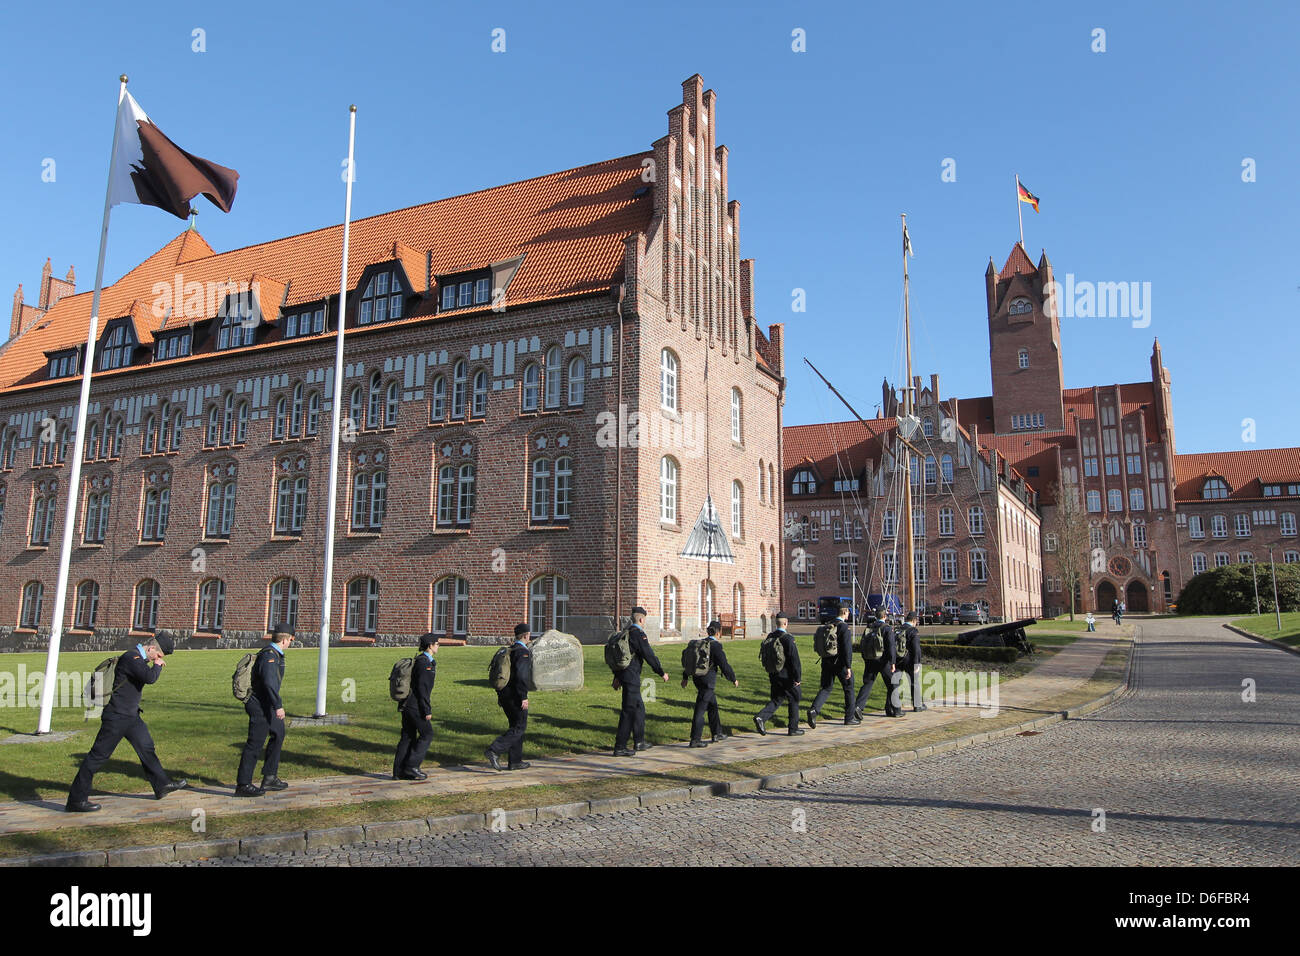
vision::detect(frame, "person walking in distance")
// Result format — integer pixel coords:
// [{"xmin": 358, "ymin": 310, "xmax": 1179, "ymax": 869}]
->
[
  {"xmin": 67, "ymin": 632, "xmax": 188, "ymax": 812},
  {"xmin": 235, "ymin": 626, "xmax": 294, "ymax": 797},
  {"xmin": 807, "ymin": 604, "xmax": 858, "ymax": 728},
  {"xmin": 681, "ymin": 620, "xmax": 739, "ymax": 747},
  {"xmin": 486, "ymin": 624, "xmax": 534, "ymax": 771},
  {"xmin": 899, "ymin": 611, "xmax": 926, "ymax": 712},
  {"xmin": 853, "ymin": 614, "xmax": 904, "ymax": 719},
  {"xmin": 393, "ymin": 634, "xmax": 438, "ymax": 780},
  {"xmin": 754, "ymin": 612, "xmax": 804, "ymax": 736},
  {"xmin": 611, "ymin": 606, "xmax": 668, "ymax": 757}
]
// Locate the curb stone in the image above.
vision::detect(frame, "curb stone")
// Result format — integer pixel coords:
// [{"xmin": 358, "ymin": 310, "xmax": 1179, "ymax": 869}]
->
[
  {"xmin": 5, "ymin": 641, "xmax": 1136, "ymax": 867},
  {"xmin": 1223, "ymin": 623, "xmax": 1299, "ymax": 658}
]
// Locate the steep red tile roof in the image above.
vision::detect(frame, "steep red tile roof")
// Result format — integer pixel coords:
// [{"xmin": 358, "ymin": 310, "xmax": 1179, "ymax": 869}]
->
[
  {"xmin": 998, "ymin": 242, "xmax": 1037, "ymax": 279},
  {"xmin": 1174, "ymin": 448, "xmax": 1300, "ymax": 502},
  {"xmin": 1, "ymin": 152, "xmax": 654, "ymax": 391},
  {"xmin": 783, "ymin": 418, "xmax": 893, "ymax": 493}
]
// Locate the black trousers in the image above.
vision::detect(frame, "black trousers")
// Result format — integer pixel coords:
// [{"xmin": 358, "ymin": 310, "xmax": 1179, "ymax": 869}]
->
[
  {"xmin": 756, "ymin": 676, "xmax": 801, "ymax": 727},
  {"xmin": 237, "ymin": 700, "xmax": 286, "ymax": 786},
  {"xmin": 615, "ymin": 678, "xmax": 646, "ymax": 749},
  {"xmin": 810, "ymin": 659, "xmax": 856, "ymax": 721},
  {"xmin": 690, "ymin": 679, "xmax": 721, "ymax": 741},
  {"xmin": 393, "ymin": 709, "xmax": 433, "ymax": 775},
  {"xmin": 489, "ymin": 696, "xmax": 528, "ymax": 765},
  {"xmin": 901, "ymin": 660, "xmax": 922, "ymax": 708},
  {"xmin": 855, "ymin": 663, "xmax": 904, "ymax": 716},
  {"xmin": 69, "ymin": 712, "xmax": 169, "ymax": 802}
]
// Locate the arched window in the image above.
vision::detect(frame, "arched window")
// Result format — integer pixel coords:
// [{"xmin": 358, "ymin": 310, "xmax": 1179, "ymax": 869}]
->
[
  {"xmin": 521, "ymin": 363, "xmax": 539, "ymax": 412},
  {"xmin": 660, "ymin": 576, "xmax": 680, "ymax": 632},
  {"xmin": 59, "ymin": 425, "xmax": 71, "ymax": 462},
  {"xmin": 367, "ymin": 372, "xmax": 383, "ymax": 429},
  {"xmin": 436, "ymin": 465, "xmax": 456, "ymax": 525},
  {"xmin": 660, "ymin": 349, "xmax": 679, "ymax": 412},
  {"xmin": 205, "ymin": 407, "xmax": 219, "ymax": 447},
  {"xmin": 528, "ymin": 575, "xmax": 570, "ymax": 634},
  {"xmin": 205, "ymin": 463, "xmax": 237, "ymax": 538},
  {"xmin": 158, "ymin": 404, "xmax": 171, "ymax": 453},
  {"xmin": 105, "ymin": 416, "xmax": 123, "ymax": 458},
  {"xmin": 291, "ymin": 384, "xmax": 304, "ymax": 437},
  {"xmin": 20, "ymin": 581, "xmax": 44, "ymax": 628},
  {"xmin": 307, "ymin": 391, "xmax": 321, "ymax": 436},
  {"xmin": 941, "ymin": 454, "xmax": 954, "ymax": 483},
  {"xmin": 758, "ymin": 459, "xmax": 766, "ymax": 504},
  {"xmin": 268, "ymin": 577, "xmax": 300, "ymax": 631},
  {"xmin": 274, "ymin": 456, "xmax": 309, "ymax": 534},
  {"xmin": 544, "ymin": 347, "xmax": 562, "ymax": 409},
  {"xmin": 170, "ymin": 410, "xmax": 183, "ymax": 451},
  {"xmin": 769, "ymin": 464, "xmax": 776, "ymax": 504},
  {"xmin": 236, "ymin": 401, "xmax": 249, "ymax": 443},
  {"xmin": 274, "ymin": 396, "xmax": 288, "ymax": 440},
  {"xmin": 351, "ymin": 449, "xmax": 387, "ymax": 531},
  {"xmin": 381, "ymin": 381, "xmax": 398, "ymax": 428},
  {"xmin": 346, "ymin": 577, "xmax": 379, "ymax": 635},
  {"xmin": 732, "ymin": 583, "xmax": 744, "ymax": 621},
  {"xmin": 425, "ymin": 375, "xmax": 445, "ymax": 422},
  {"xmin": 134, "ymin": 580, "xmax": 161, "ymax": 632},
  {"xmin": 660, "ymin": 456, "xmax": 678, "ymax": 523},
  {"xmin": 83, "ymin": 475, "xmax": 111, "ymax": 544},
  {"xmin": 532, "ymin": 458, "xmax": 551, "ymax": 521},
  {"xmin": 432, "ymin": 576, "xmax": 469, "ymax": 637},
  {"xmin": 142, "ymin": 469, "xmax": 171, "ymax": 541},
  {"xmin": 1018, "ymin": 348, "xmax": 1030, "ymax": 369},
  {"xmin": 731, "ymin": 388, "xmax": 743, "ymax": 442},
  {"xmin": 457, "ymin": 463, "xmax": 475, "ymax": 524},
  {"xmin": 349, "ymin": 386, "xmax": 364, "ymax": 430},
  {"xmin": 922, "ymin": 417, "xmax": 934, "ymax": 438},
  {"xmin": 221, "ymin": 394, "xmax": 236, "ymax": 445},
  {"xmin": 74, "ymin": 581, "xmax": 100, "ymax": 630},
  {"xmin": 924, "ymin": 455, "xmax": 937, "ymax": 485},
  {"xmin": 142, "ymin": 415, "xmax": 157, "ymax": 455},
  {"xmin": 700, "ymin": 580, "xmax": 715, "ymax": 627},
  {"xmin": 31, "ymin": 479, "xmax": 57, "ymax": 545},
  {"xmin": 0, "ymin": 428, "xmax": 16, "ymax": 469},
  {"xmin": 1009, "ymin": 297, "xmax": 1033, "ymax": 315},
  {"xmin": 197, "ymin": 578, "xmax": 227, "ymax": 632},
  {"xmin": 451, "ymin": 360, "xmax": 467, "ymax": 419},
  {"xmin": 472, "ymin": 370, "xmax": 488, "ymax": 418},
  {"xmin": 567, "ymin": 357, "xmax": 585, "ymax": 406},
  {"xmin": 731, "ymin": 480, "xmax": 743, "ymax": 538}
]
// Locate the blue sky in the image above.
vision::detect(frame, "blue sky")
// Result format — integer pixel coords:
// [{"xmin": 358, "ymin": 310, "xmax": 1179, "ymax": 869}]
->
[{"xmin": 1, "ymin": 0, "xmax": 1295, "ymax": 454}]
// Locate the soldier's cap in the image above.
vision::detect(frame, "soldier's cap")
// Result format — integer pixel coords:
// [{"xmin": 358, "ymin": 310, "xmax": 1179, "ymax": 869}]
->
[
  {"xmin": 630, "ymin": 606, "xmax": 648, "ymax": 617},
  {"xmin": 774, "ymin": 610, "xmax": 789, "ymax": 621},
  {"xmin": 514, "ymin": 622, "xmax": 531, "ymax": 637},
  {"xmin": 706, "ymin": 620, "xmax": 721, "ymax": 634},
  {"xmin": 270, "ymin": 626, "xmax": 294, "ymax": 641},
  {"xmin": 154, "ymin": 631, "xmax": 176, "ymax": 655}
]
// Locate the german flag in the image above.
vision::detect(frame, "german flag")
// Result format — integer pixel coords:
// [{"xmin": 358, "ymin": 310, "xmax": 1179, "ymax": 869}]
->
[{"xmin": 1017, "ymin": 180, "xmax": 1040, "ymax": 213}]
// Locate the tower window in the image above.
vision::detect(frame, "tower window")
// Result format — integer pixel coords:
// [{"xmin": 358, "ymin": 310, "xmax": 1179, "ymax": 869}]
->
[
  {"xmin": 1009, "ymin": 297, "xmax": 1033, "ymax": 315},
  {"xmin": 1018, "ymin": 348, "xmax": 1029, "ymax": 369}
]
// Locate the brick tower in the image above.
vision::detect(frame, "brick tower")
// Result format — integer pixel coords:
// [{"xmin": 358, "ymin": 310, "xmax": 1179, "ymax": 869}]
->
[{"xmin": 986, "ymin": 243, "xmax": 1065, "ymax": 434}]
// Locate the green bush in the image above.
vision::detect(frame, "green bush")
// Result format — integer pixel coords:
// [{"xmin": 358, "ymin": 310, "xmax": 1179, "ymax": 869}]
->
[
  {"xmin": 920, "ymin": 644, "xmax": 1019, "ymax": 664},
  {"xmin": 1177, "ymin": 563, "xmax": 1300, "ymax": 615}
]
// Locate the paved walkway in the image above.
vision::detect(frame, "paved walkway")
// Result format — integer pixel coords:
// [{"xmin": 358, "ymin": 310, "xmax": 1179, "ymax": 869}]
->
[
  {"xmin": 0, "ymin": 625, "xmax": 1125, "ymax": 837},
  {"xmin": 189, "ymin": 617, "xmax": 1296, "ymax": 866}
]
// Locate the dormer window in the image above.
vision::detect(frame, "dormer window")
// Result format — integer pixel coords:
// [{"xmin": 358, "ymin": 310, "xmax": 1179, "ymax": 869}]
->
[
  {"xmin": 99, "ymin": 323, "xmax": 135, "ymax": 370},
  {"xmin": 791, "ymin": 468, "xmax": 817, "ymax": 495},
  {"xmin": 438, "ymin": 270, "xmax": 492, "ymax": 311},
  {"xmin": 216, "ymin": 312, "xmax": 255, "ymax": 350},
  {"xmin": 155, "ymin": 331, "xmax": 191, "ymax": 361},
  {"xmin": 359, "ymin": 270, "xmax": 404, "ymax": 325},
  {"xmin": 48, "ymin": 350, "xmax": 79, "ymax": 379},
  {"xmin": 1009, "ymin": 297, "xmax": 1033, "ymax": 315},
  {"xmin": 285, "ymin": 307, "xmax": 325, "ymax": 339},
  {"xmin": 1202, "ymin": 477, "xmax": 1230, "ymax": 500}
]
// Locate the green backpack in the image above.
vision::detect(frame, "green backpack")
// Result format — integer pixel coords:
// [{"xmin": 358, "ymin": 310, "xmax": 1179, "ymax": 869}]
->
[
  {"xmin": 488, "ymin": 646, "xmax": 513, "ymax": 691},
  {"xmin": 604, "ymin": 627, "xmax": 634, "ymax": 672},
  {"xmin": 389, "ymin": 657, "xmax": 416, "ymax": 702},
  {"xmin": 90, "ymin": 656, "xmax": 119, "ymax": 708},
  {"xmin": 860, "ymin": 627, "xmax": 885, "ymax": 662},
  {"xmin": 813, "ymin": 622, "xmax": 839, "ymax": 659},
  {"xmin": 759, "ymin": 632, "xmax": 786, "ymax": 674},
  {"xmin": 232, "ymin": 652, "xmax": 256, "ymax": 701},
  {"xmin": 681, "ymin": 639, "xmax": 713, "ymax": 677}
]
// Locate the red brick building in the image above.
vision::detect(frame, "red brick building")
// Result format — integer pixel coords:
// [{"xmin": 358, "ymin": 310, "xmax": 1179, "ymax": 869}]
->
[{"xmin": 0, "ymin": 75, "xmax": 785, "ymax": 649}]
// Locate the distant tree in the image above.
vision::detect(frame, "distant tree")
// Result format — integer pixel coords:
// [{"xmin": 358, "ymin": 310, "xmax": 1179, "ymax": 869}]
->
[{"xmin": 1050, "ymin": 480, "xmax": 1089, "ymax": 621}]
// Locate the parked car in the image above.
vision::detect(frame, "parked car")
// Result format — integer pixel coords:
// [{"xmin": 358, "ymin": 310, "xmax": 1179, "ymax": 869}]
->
[
  {"xmin": 957, "ymin": 602, "xmax": 990, "ymax": 625},
  {"xmin": 918, "ymin": 604, "xmax": 950, "ymax": 625}
]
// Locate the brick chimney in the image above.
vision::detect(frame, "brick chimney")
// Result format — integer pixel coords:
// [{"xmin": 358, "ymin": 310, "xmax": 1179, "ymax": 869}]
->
[
  {"xmin": 766, "ymin": 322, "xmax": 784, "ymax": 377},
  {"xmin": 10, "ymin": 284, "xmax": 22, "ymax": 340}
]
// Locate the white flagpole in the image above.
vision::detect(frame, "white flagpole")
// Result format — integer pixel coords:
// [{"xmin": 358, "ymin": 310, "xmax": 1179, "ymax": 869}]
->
[
  {"xmin": 1016, "ymin": 174, "xmax": 1025, "ymax": 248},
  {"xmin": 36, "ymin": 75, "xmax": 129, "ymax": 734},
  {"xmin": 315, "ymin": 105, "xmax": 356, "ymax": 717}
]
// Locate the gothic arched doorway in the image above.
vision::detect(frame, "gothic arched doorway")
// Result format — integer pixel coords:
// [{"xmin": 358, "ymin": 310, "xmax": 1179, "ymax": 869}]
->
[
  {"xmin": 1126, "ymin": 580, "xmax": 1149, "ymax": 612},
  {"xmin": 1096, "ymin": 579, "xmax": 1117, "ymax": 612}
]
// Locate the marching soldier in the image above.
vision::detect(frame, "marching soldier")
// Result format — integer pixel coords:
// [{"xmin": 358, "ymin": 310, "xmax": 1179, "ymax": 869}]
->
[
  {"xmin": 67, "ymin": 632, "xmax": 188, "ymax": 812},
  {"xmin": 754, "ymin": 612, "xmax": 804, "ymax": 736},
  {"xmin": 235, "ymin": 626, "xmax": 293, "ymax": 797},
  {"xmin": 681, "ymin": 620, "xmax": 739, "ymax": 747},
  {"xmin": 899, "ymin": 611, "xmax": 927, "ymax": 712},
  {"xmin": 808, "ymin": 604, "xmax": 858, "ymax": 727},
  {"xmin": 853, "ymin": 614, "xmax": 904, "ymax": 719},
  {"xmin": 486, "ymin": 624, "xmax": 534, "ymax": 771},
  {"xmin": 613, "ymin": 606, "xmax": 668, "ymax": 757},
  {"xmin": 393, "ymin": 634, "xmax": 438, "ymax": 780}
]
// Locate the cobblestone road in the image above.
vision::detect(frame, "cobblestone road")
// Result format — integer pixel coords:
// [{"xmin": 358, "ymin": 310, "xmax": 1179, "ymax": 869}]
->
[{"xmin": 183, "ymin": 619, "xmax": 1299, "ymax": 866}]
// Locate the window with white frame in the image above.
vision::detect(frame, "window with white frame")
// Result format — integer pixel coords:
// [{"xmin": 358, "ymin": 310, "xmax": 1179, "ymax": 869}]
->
[
  {"xmin": 1282, "ymin": 513, "xmax": 1297, "ymax": 536},
  {"xmin": 969, "ymin": 506, "xmax": 985, "ymax": 534},
  {"xmin": 660, "ymin": 349, "xmax": 679, "ymax": 412},
  {"xmin": 197, "ymin": 578, "xmax": 227, "ymax": 632},
  {"xmin": 660, "ymin": 576, "xmax": 680, "ymax": 632},
  {"xmin": 567, "ymin": 358, "xmax": 585, "ymax": 407},
  {"xmin": 731, "ymin": 481, "xmax": 743, "ymax": 538},
  {"xmin": 142, "ymin": 470, "xmax": 171, "ymax": 541},
  {"xmin": 1191, "ymin": 553, "xmax": 1207, "ymax": 574},
  {"xmin": 1234, "ymin": 513, "xmax": 1251, "ymax": 537},
  {"xmin": 1188, "ymin": 514, "xmax": 1204, "ymax": 538},
  {"xmin": 205, "ymin": 463, "xmax": 237, "ymax": 538},
  {"xmin": 839, "ymin": 554, "xmax": 858, "ymax": 587},
  {"xmin": 350, "ymin": 449, "xmax": 388, "ymax": 531},
  {"xmin": 521, "ymin": 363, "xmax": 540, "ymax": 413},
  {"xmin": 1211, "ymin": 514, "xmax": 1227, "ymax": 538},
  {"xmin": 969, "ymin": 548, "xmax": 988, "ymax": 583},
  {"xmin": 134, "ymin": 580, "xmax": 161, "ymax": 631},
  {"xmin": 940, "ymin": 549, "xmax": 958, "ymax": 583},
  {"xmin": 346, "ymin": 577, "xmax": 379, "ymax": 635},
  {"xmin": 1129, "ymin": 487, "xmax": 1145, "ymax": 511},
  {"xmin": 1202, "ymin": 478, "xmax": 1229, "ymax": 500},
  {"xmin": 1108, "ymin": 488, "xmax": 1123, "ymax": 512},
  {"xmin": 1133, "ymin": 523, "xmax": 1147, "ymax": 549},
  {"xmin": 544, "ymin": 347, "xmax": 562, "ymax": 410},
  {"xmin": 268, "ymin": 577, "xmax": 300, "ymax": 632},
  {"xmin": 1214, "ymin": 552, "xmax": 1230, "ymax": 568},
  {"xmin": 660, "ymin": 457, "xmax": 678, "ymax": 523},
  {"xmin": 432, "ymin": 576, "xmax": 469, "ymax": 638},
  {"xmin": 731, "ymin": 388, "xmax": 742, "ymax": 443},
  {"xmin": 1086, "ymin": 490, "xmax": 1102, "ymax": 513},
  {"xmin": 20, "ymin": 581, "xmax": 43, "ymax": 628}
]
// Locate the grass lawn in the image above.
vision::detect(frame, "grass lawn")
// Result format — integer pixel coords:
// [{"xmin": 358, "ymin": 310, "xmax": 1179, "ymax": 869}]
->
[
  {"xmin": 0, "ymin": 634, "xmax": 1023, "ymax": 803},
  {"xmin": 1230, "ymin": 612, "xmax": 1300, "ymax": 648}
]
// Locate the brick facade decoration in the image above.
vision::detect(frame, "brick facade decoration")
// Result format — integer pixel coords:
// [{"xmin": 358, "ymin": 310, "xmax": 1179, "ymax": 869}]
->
[{"xmin": 0, "ymin": 75, "xmax": 784, "ymax": 650}]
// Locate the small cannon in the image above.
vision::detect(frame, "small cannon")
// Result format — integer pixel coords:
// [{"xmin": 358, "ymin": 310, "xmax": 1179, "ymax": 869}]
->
[{"xmin": 954, "ymin": 618, "xmax": 1038, "ymax": 656}]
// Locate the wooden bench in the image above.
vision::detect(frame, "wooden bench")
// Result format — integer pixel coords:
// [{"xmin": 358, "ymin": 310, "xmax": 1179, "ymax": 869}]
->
[{"xmin": 717, "ymin": 613, "xmax": 746, "ymax": 640}]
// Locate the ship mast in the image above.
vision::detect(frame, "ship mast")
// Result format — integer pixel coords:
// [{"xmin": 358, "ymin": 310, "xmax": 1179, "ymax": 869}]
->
[{"xmin": 900, "ymin": 214, "xmax": 917, "ymax": 616}]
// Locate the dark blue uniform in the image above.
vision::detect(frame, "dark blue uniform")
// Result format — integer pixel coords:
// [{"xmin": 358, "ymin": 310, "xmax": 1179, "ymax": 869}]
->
[
  {"xmin": 237, "ymin": 644, "xmax": 287, "ymax": 787},
  {"xmin": 614, "ymin": 625, "xmax": 665, "ymax": 751},
  {"xmin": 394, "ymin": 651, "xmax": 437, "ymax": 776},
  {"xmin": 899, "ymin": 624, "xmax": 924, "ymax": 709},
  {"xmin": 756, "ymin": 628, "xmax": 803, "ymax": 729},
  {"xmin": 488, "ymin": 641, "xmax": 533, "ymax": 767},
  {"xmin": 69, "ymin": 647, "xmax": 172, "ymax": 804},
  {"xmin": 810, "ymin": 618, "xmax": 857, "ymax": 724},
  {"xmin": 854, "ymin": 622, "xmax": 903, "ymax": 717},
  {"xmin": 683, "ymin": 637, "xmax": 737, "ymax": 742}
]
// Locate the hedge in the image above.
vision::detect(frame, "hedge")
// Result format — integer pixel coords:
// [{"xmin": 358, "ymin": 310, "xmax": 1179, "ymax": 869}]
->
[
  {"xmin": 918, "ymin": 644, "xmax": 1020, "ymax": 664},
  {"xmin": 1176, "ymin": 563, "xmax": 1300, "ymax": 615}
]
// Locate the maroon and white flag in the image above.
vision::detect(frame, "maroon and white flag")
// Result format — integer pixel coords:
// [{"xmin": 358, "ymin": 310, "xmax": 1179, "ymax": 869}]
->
[{"xmin": 108, "ymin": 91, "xmax": 239, "ymax": 220}]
